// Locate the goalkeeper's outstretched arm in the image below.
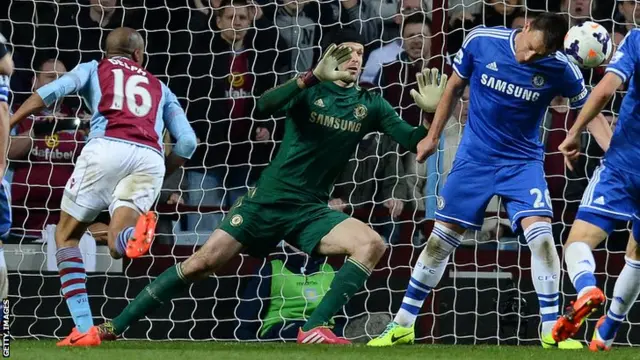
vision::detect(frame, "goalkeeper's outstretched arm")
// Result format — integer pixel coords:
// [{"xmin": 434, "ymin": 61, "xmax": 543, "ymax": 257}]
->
[
  {"xmin": 257, "ymin": 44, "xmax": 353, "ymax": 117},
  {"xmin": 418, "ymin": 72, "xmax": 467, "ymax": 158}
]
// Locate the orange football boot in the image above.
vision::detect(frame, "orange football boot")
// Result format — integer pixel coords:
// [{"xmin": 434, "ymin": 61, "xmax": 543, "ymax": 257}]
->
[
  {"xmin": 589, "ymin": 316, "xmax": 612, "ymax": 352},
  {"xmin": 56, "ymin": 327, "xmax": 101, "ymax": 347},
  {"xmin": 552, "ymin": 287, "xmax": 605, "ymax": 342},
  {"xmin": 125, "ymin": 211, "xmax": 157, "ymax": 258}
]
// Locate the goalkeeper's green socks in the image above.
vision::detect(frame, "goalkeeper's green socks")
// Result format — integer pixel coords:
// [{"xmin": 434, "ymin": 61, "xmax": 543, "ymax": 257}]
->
[
  {"xmin": 302, "ymin": 258, "xmax": 371, "ymax": 331},
  {"xmin": 111, "ymin": 264, "xmax": 191, "ymax": 335}
]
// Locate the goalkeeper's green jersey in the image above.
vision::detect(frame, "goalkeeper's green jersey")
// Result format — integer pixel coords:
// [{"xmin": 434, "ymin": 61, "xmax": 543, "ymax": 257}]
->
[{"xmin": 253, "ymin": 80, "xmax": 427, "ymax": 204}]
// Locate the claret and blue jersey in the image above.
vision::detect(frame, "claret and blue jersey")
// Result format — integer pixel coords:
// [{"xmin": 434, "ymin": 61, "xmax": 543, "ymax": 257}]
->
[
  {"xmin": 436, "ymin": 26, "xmax": 588, "ymax": 232},
  {"xmin": 576, "ymin": 29, "xmax": 640, "ymax": 236},
  {"xmin": 36, "ymin": 56, "xmax": 196, "ymax": 160}
]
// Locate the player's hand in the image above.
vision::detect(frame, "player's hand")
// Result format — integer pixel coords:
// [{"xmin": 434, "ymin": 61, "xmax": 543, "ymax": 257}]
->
[
  {"xmin": 328, "ymin": 198, "xmax": 347, "ymax": 212},
  {"xmin": 167, "ymin": 193, "xmax": 184, "ymax": 205},
  {"xmin": 411, "ymin": 68, "xmax": 448, "ymax": 113},
  {"xmin": 416, "ymin": 136, "xmax": 438, "ymax": 163},
  {"xmin": 384, "ymin": 199, "xmax": 404, "ymax": 218},
  {"xmin": 255, "ymin": 127, "xmax": 270, "ymax": 141},
  {"xmin": 559, "ymin": 132, "xmax": 581, "ymax": 172},
  {"xmin": 313, "ymin": 44, "xmax": 354, "ymax": 83}
]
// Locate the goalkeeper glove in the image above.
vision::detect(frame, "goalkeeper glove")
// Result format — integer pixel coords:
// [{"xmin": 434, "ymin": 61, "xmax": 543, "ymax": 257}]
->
[
  {"xmin": 410, "ymin": 68, "xmax": 448, "ymax": 113},
  {"xmin": 301, "ymin": 44, "xmax": 354, "ymax": 86}
]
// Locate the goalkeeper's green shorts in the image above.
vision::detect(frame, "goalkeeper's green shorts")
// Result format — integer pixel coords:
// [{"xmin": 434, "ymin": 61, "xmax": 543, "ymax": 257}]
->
[{"xmin": 219, "ymin": 192, "xmax": 349, "ymax": 257}]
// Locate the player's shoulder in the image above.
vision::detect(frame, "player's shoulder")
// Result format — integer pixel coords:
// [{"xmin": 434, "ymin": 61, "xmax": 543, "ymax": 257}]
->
[
  {"xmin": 73, "ymin": 60, "xmax": 100, "ymax": 73},
  {"xmin": 462, "ymin": 26, "xmax": 512, "ymax": 48},
  {"xmin": 548, "ymin": 52, "xmax": 583, "ymax": 78},
  {"xmin": 619, "ymin": 29, "xmax": 640, "ymax": 51}
]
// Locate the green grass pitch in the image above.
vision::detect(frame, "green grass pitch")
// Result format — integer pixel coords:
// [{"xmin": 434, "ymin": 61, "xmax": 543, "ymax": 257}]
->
[{"xmin": 9, "ymin": 341, "xmax": 640, "ymax": 360}]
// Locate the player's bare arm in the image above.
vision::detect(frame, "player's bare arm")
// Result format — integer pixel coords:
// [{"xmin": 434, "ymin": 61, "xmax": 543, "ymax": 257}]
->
[
  {"xmin": 416, "ymin": 71, "xmax": 466, "ymax": 162},
  {"xmin": 585, "ymin": 113, "xmax": 612, "ymax": 152},
  {"xmin": 561, "ymin": 72, "xmax": 622, "ymax": 170},
  {"xmin": 10, "ymin": 92, "xmax": 46, "ymax": 128}
]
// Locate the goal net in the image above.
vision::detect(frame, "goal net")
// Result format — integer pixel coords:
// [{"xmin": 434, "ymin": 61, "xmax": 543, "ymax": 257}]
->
[{"xmin": 2, "ymin": 0, "xmax": 638, "ymax": 346}]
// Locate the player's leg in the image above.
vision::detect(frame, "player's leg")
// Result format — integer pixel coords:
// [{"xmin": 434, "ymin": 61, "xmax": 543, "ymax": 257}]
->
[
  {"xmin": 97, "ymin": 228, "xmax": 244, "ymax": 339},
  {"xmin": 54, "ymin": 141, "xmax": 114, "ymax": 346},
  {"xmin": 0, "ymin": 179, "xmax": 11, "ymax": 300},
  {"xmin": 369, "ymin": 159, "xmax": 492, "ymax": 346},
  {"xmin": 590, "ymin": 223, "xmax": 640, "ymax": 352},
  {"xmin": 97, "ymin": 195, "xmax": 274, "ymax": 341},
  {"xmin": 107, "ymin": 146, "xmax": 166, "ymax": 259},
  {"xmin": 295, "ymin": 216, "xmax": 385, "ymax": 344},
  {"xmin": 553, "ymin": 165, "xmax": 632, "ymax": 342},
  {"xmin": 54, "ymin": 209, "xmax": 97, "ymax": 346},
  {"xmin": 498, "ymin": 162, "xmax": 580, "ymax": 348}
]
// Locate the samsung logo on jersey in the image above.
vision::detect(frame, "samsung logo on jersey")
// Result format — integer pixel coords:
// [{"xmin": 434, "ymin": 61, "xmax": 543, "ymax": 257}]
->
[
  {"xmin": 480, "ymin": 74, "xmax": 540, "ymax": 102},
  {"xmin": 108, "ymin": 58, "xmax": 147, "ymax": 76}
]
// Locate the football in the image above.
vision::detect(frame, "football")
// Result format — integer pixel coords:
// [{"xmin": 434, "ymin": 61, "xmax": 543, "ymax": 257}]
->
[{"xmin": 564, "ymin": 21, "xmax": 613, "ymax": 68}]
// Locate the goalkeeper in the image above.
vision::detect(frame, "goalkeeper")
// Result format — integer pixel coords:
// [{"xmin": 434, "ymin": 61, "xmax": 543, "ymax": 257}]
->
[{"xmin": 93, "ymin": 29, "xmax": 446, "ymax": 345}]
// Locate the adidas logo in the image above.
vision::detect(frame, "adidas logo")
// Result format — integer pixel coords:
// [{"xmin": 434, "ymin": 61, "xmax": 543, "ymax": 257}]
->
[
  {"xmin": 486, "ymin": 62, "xmax": 498, "ymax": 71},
  {"xmin": 314, "ymin": 98, "xmax": 325, "ymax": 107},
  {"xmin": 593, "ymin": 196, "xmax": 605, "ymax": 205}
]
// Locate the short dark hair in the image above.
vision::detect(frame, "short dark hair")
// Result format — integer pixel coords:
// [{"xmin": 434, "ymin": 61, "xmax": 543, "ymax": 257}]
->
[
  {"xmin": 321, "ymin": 27, "xmax": 364, "ymax": 50},
  {"xmin": 528, "ymin": 12, "xmax": 568, "ymax": 53},
  {"xmin": 217, "ymin": 0, "xmax": 249, "ymax": 17},
  {"xmin": 401, "ymin": 13, "xmax": 433, "ymax": 36}
]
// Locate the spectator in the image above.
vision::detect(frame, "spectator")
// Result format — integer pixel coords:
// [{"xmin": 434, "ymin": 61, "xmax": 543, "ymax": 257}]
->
[
  {"xmin": 29, "ymin": 0, "xmax": 142, "ymax": 67},
  {"xmin": 7, "ymin": 58, "xmax": 86, "ymax": 240},
  {"xmin": 358, "ymin": 0, "xmax": 429, "ymax": 84},
  {"xmin": 616, "ymin": 0, "xmax": 640, "ymax": 34},
  {"xmin": 447, "ymin": 0, "xmax": 521, "ymax": 54},
  {"xmin": 374, "ymin": 13, "xmax": 449, "ymax": 216},
  {"xmin": 236, "ymin": 242, "xmax": 340, "ymax": 341},
  {"xmin": 155, "ymin": 132, "xmax": 187, "ymax": 244},
  {"xmin": 178, "ymin": 0, "xmax": 279, "ymax": 233},
  {"xmin": 560, "ymin": 0, "xmax": 593, "ymax": 26},
  {"xmin": 330, "ymin": 134, "xmax": 408, "ymax": 245},
  {"xmin": 273, "ymin": 0, "xmax": 337, "ymax": 83}
]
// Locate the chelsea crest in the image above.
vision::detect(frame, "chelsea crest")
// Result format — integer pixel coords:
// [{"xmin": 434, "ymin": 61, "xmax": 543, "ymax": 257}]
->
[
  {"xmin": 354, "ymin": 104, "xmax": 367, "ymax": 120},
  {"xmin": 532, "ymin": 74, "xmax": 545, "ymax": 88}
]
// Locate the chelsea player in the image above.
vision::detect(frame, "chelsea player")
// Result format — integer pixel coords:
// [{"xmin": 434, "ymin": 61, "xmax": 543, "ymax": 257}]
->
[
  {"xmin": 0, "ymin": 33, "xmax": 13, "ymax": 302},
  {"xmin": 369, "ymin": 13, "xmax": 612, "ymax": 349},
  {"xmin": 553, "ymin": 29, "xmax": 640, "ymax": 352}
]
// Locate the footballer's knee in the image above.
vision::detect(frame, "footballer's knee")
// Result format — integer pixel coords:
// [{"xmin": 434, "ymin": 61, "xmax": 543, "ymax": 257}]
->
[
  {"xmin": 181, "ymin": 229, "xmax": 243, "ymax": 280},
  {"xmin": 351, "ymin": 231, "xmax": 386, "ymax": 268},
  {"xmin": 425, "ymin": 235, "xmax": 456, "ymax": 263},
  {"xmin": 528, "ymin": 235, "xmax": 557, "ymax": 263}
]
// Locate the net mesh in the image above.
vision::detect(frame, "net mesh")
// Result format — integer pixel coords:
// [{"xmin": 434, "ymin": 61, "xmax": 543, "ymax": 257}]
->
[{"xmin": 1, "ymin": 0, "xmax": 638, "ymax": 346}]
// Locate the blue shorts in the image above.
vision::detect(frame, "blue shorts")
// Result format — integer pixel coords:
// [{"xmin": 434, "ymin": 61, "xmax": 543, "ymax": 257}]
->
[
  {"xmin": 576, "ymin": 163, "xmax": 640, "ymax": 235},
  {"xmin": 435, "ymin": 159, "xmax": 552, "ymax": 233}
]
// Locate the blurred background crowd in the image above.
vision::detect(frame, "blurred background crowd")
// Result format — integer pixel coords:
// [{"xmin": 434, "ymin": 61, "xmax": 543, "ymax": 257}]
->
[{"xmin": 0, "ymin": 0, "xmax": 636, "ymax": 250}]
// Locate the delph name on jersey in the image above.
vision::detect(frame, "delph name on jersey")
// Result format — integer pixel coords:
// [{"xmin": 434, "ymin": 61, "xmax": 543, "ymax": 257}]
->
[
  {"xmin": 480, "ymin": 74, "xmax": 540, "ymax": 102},
  {"xmin": 107, "ymin": 57, "xmax": 147, "ymax": 76},
  {"xmin": 31, "ymin": 146, "xmax": 74, "ymax": 160}
]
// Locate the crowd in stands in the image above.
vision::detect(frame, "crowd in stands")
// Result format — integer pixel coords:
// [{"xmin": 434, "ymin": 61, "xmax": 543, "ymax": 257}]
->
[{"xmin": 0, "ymin": 0, "xmax": 635, "ymax": 249}]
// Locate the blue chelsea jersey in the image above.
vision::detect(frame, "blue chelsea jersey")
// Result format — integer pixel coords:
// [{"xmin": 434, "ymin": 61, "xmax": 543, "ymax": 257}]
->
[
  {"xmin": 453, "ymin": 27, "xmax": 588, "ymax": 164},
  {"xmin": 603, "ymin": 29, "xmax": 640, "ymax": 174}
]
